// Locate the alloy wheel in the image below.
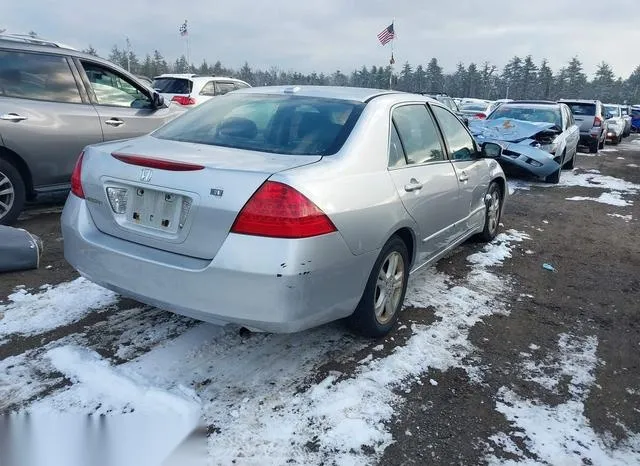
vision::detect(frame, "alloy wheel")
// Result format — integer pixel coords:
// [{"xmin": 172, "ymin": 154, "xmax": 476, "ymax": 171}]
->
[
  {"xmin": 373, "ymin": 251, "xmax": 405, "ymax": 325},
  {"xmin": 0, "ymin": 171, "xmax": 15, "ymax": 221}
]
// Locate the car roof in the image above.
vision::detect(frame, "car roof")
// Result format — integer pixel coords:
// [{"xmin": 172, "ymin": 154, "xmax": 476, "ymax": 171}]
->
[
  {"xmin": 153, "ymin": 74, "xmax": 248, "ymax": 84},
  {"xmin": 500, "ymin": 102, "xmax": 561, "ymax": 109},
  {"xmin": 559, "ymin": 99, "xmax": 599, "ymax": 104},
  {"xmin": 1, "ymin": 35, "xmax": 106, "ymax": 61},
  {"xmin": 231, "ymin": 85, "xmax": 406, "ymax": 103}
]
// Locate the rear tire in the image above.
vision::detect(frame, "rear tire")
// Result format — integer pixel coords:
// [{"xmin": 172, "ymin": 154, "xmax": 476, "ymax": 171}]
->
[
  {"xmin": 0, "ymin": 158, "xmax": 26, "ymax": 226},
  {"xmin": 348, "ymin": 236, "xmax": 409, "ymax": 338},
  {"xmin": 599, "ymin": 137, "xmax": 605, "ymax": 149},
  {"xmin": 589, "ymin": 140, "xmax": 598, "ymax": 154},
  {"xmin": 477, "ymin": 181, "xmax": 502, "ymax": 243}
]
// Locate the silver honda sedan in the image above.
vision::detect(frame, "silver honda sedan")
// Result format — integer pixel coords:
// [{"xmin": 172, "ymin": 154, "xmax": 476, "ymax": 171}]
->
[{"xmin": 62, "ymin": 86, "xmax": 507, "ymax": 337}]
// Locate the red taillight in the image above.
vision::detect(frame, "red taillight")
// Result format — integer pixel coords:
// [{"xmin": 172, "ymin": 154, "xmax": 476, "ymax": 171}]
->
[
  {"xmin": 231, "ymin": 181, "xmax": 337, "ymax": 239},
  {"xmin": 71, "ymin": 152, "xmax": 85, "ymax": 199},
  {"xmin": 111, "ymin": 153, "xmax": 204, "ymax": 171},
  {"xmin": 171, "ymin": 95, "xmax": 196, "ymax": 106},
  {"xmin": 594, "ymin": 116, "xmax": 602, "ymax": 127},
  {"xmin": 475, "ymin": 113, "xmax": 487, "ymax": 119}
]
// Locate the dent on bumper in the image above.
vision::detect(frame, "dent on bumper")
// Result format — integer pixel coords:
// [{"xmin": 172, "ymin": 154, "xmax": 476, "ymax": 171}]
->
[{"xmin": 61, "ymin": 196, "xmax": 377, "ymax": 333}]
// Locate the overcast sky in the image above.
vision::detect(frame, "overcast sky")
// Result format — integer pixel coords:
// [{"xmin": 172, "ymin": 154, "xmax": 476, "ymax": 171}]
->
[{"xmin": 2, "ymin": 0, "xmax": 639, "ymax": 77}]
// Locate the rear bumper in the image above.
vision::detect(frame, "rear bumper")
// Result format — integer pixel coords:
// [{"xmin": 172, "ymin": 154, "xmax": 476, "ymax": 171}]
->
[
  {"xmin": 62, "ymin": 195, "xmax": 377, "ymax": 333},
  {"xmin": 579, "ymin": 132, "xmax": 601, "ymax": 143}
]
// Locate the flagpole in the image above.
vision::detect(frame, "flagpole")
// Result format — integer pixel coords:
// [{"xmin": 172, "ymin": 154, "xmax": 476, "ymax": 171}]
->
[{"xmin": 389, "ymin": 19, "xmax": 395, "ymax": 90}]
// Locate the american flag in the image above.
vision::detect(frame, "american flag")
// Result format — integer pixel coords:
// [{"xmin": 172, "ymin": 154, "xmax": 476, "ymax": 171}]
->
[
  {"xmin": 179, "ymin": 20, "xmax": 188, "ymax": 37},
  {"xmin": 377, "ymin": 23, "xmax": 394, "ymax": 46}
]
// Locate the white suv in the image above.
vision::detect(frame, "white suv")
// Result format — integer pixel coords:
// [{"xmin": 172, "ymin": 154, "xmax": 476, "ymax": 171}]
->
[{"xmin": 151, "ymin": 74, "xmax": 251, "ymax": 107}]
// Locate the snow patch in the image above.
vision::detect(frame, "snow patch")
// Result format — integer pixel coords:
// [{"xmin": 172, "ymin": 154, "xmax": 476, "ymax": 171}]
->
[
  {"xmin": 567, "ymin": 191, "xmax": 633, "ymax": 206},
  {"xmin": 466, "ymin": 230, "xmax": 531, "ymax": 268},
  {"xmin": 0, "ymin": 278, "xmax": 117, "ymax": 340},
  {"xmin": 32, "ymin": 345, "xmax": 201, "ymax": 417},
  {"xmin": 488, "ymin": 334, "xmax": 640, "ymax": 464},
  {"xmin": 608, "ymin": 213, "xmax": 632, "ymax": 222},
  {"xmin": 628, "ymin": 164, "xmax": 639, "ymax": 168}
]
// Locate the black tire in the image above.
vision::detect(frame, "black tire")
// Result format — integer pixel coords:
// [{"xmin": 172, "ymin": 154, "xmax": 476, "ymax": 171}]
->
[
  {"xmin": 477, "ymin": 181, "xmax": 503, "ymax": 243},
  {"xmin": 0, "ymin": 158, "xmax": 26, "ymax": 226},
  {"xmin": 589, "ymin": 140, "xmax": 598, "ymax": 154},
  {"xmin": 613, "ymin": 135, "xmax": 620, "ymax": 145},
  {"xmin": 348, "ymin": 236, "xmax": 409, "ymax": 338},
  {"xmin": 599, "ymin": 137, "xmax": 605, "ymax": 149},
  {"xmin": 545, "ymin": 167, "xmax": 561, "ymax": 184},
  {"xmin": 564, "ymin": 151, "xmax": 575, "ymax": 169}
]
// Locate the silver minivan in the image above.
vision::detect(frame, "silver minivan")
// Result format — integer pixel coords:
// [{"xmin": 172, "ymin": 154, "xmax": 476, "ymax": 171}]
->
[{"xmin": 0, "ymin": 34, "xmax": 184, "ymax": 224}]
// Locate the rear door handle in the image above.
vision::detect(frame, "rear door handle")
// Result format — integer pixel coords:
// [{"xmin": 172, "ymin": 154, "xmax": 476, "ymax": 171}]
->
[
  {"xmin": 0, "ymin": 113, "xmax": 28, "ymax": 122},
  {"xmin": 458, "ymin": 171, "xmax": 469, "ymax": 182},
  {"xmin": 105, "ymin": 118, "xmax": 125, "ymax": 127},
  {"xmin": 404, "ymin": 178, "xmax": 423, "ymax": 192}
]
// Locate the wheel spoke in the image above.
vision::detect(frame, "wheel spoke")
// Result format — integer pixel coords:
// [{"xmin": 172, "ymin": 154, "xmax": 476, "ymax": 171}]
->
[
  {"xmin": 0, "ymin": 187, "xmax": 14, "ymax": 196},
  {"xmin": 387, "ymin": 254, "xmax": 398, "ymax": 278},
  {"xmin": 0, "ymin": 200, "xmax": 9, "ymax": 212},
  {"xmin": 0, "ymin": 174, "xmax": 9, "ymax": 187},
  {"xmin": 384, "ymin": 297, "xmax": 395, "ymax": 317}
]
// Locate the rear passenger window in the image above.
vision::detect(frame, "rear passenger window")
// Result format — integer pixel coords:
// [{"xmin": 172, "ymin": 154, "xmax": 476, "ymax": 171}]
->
[
  {"xmin": 234, "ymin": 82, "xmax": 250, "ymax": 90},
  {"xmin": 215, "ymin": 82, "xmax": 236, "ymax": 95},
  {"xmin": 0, "ymin": 51, "xmax": 81, "ymax": 103},
  {"xmin": 388, "ymin": 124, "xmax": 406, "ymax": 168},
  {"xmin": 200, "ymin": 81, "xmax": 216, "ymax": 96},
  {"xmin": 392, "ymin": 105, "xmax": 445, "ymax": 165}
]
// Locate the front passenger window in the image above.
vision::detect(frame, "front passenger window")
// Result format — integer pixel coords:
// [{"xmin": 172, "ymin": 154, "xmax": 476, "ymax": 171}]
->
[
  {"xmin": 431, "ymin": 105, "xmax": 477, "ymax": 161},
  {"xmin": 81, "ymin": 62, "xmax": 152, "ymax": 108}
]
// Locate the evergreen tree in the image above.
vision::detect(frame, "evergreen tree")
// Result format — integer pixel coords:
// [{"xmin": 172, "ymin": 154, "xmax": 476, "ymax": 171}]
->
[
  {"xmin": 537, "ymin": 60, "xmax": 554, "ymax": 100},
  {"xmin": 398, "ymin": 62, "xmax": 413, "ymax": 91},
  {"xmin": 82, "ymin": 46, "xmax": 98, "ymax": 57},
  {"xmin": 425, "ymin": 58, "xmax": 444, "ymax": 94}
]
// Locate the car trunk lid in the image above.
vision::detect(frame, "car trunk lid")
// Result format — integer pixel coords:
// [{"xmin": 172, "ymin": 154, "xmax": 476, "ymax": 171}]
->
[{"xmin": 81, "ymin": 136, "xmax": 322, "ymax": 259}]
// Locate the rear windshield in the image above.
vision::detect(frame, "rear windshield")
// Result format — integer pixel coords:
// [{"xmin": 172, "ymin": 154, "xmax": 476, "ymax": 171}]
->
[
  {"xmin": 461, "ymin": 103, "xmax": 487, "ymax": 112},
  {"xmin": 488, "ymin": 105, "xmax": 562, "ymax": 127},
  {"xmin": 152, "ymin": 94, "xmax": 366, "ymax": 156},
  {"xmin": 564, "ymin": 103, "xmax": 595, "ymax": 116},
  {"xmin": 604, "ymin": 105, "xmax": 620, "ymax": 116},
  {"xmin": 152, "ymin": 78, "xmax": 192, "ymax": 94}
]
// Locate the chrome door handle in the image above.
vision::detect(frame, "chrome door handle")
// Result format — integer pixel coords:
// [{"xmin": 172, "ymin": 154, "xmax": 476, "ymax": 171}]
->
[
  {"xmin": 0, "ymin": 113, "xmax": 28, "ymax": 122},
  {"xmin": 105, "ymin": 118, "xmax": 124, "ymax": 127},
  {"xmin": 404, "ymin": 178, "xmax": 423, "ymax": 192},
  {"xmin": 458, "ymin": 172, "xmax": 469, "ymax": 182}
]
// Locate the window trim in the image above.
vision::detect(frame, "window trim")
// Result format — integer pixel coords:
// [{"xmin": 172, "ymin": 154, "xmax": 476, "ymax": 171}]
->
[
  {"xmin": 386, "ymin": 102, "xmax": 450, "ymax": 171},
  {"xmin": 0, "ymin": 49, "xmax": 87, "ymax": 105},
  {"xmin": 75, "ymin": 58, "xmax": 153, "ymax": 109},
  {"xmin": 428, "ymin": 103, "xmax": 479, "ymax": 162}
]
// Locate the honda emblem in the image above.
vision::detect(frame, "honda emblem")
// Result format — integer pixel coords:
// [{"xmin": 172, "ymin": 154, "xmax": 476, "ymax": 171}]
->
[{"xmin": 139, "ymin": 168, "xmax": 153, "ymax": 182}]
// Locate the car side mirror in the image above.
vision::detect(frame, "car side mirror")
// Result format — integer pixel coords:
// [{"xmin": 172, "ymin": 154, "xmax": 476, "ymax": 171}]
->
[
  {"xmin": 481, "ymin": 142, "xmax": 502, "ymax": 159},
  {"xmin": 152, "ymin": 91, "xmax": 165, "ymax": 109},
  {"xmin": 462, "ymin": 117, "xmax": 470, "ymax": 127}
]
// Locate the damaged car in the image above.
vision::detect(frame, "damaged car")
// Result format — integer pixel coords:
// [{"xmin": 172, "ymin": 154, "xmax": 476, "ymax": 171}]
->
[{"xmin": 469, "ymin": 101, "xmax": 580, "ymax": 184}]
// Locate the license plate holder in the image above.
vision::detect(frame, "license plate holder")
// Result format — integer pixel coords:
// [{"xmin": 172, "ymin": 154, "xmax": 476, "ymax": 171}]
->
[{"xmin": 129, "ymin": 187, "xmax": 183, "ymax": 233}]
